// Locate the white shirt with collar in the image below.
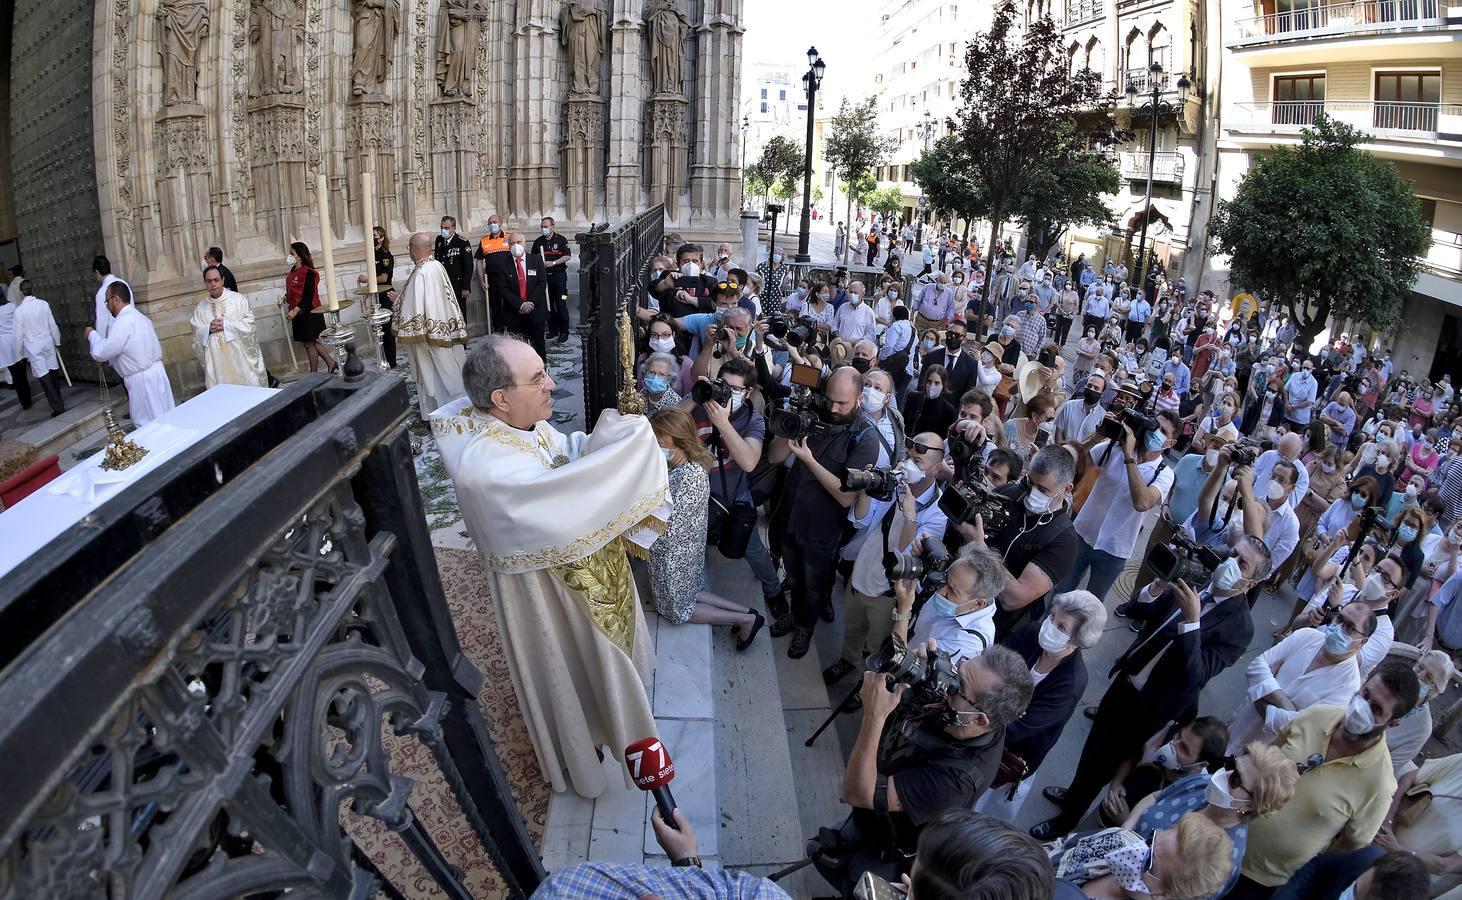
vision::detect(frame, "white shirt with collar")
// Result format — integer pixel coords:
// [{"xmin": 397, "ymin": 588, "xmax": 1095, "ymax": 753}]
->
[
  {"xmin": 848, "ymin": 480, "xmax": 950, "ymax": 596},
  {"xmin": 834, "ymin": 300, "xmax": 877, "ymax": 343},
  {"xmin": 1073, "ymin": 440, "xmax": 1175, "ymax": 557},
  {"xmin": 912, "ymin": 599, "xmax": 995, "ymax": 664}
]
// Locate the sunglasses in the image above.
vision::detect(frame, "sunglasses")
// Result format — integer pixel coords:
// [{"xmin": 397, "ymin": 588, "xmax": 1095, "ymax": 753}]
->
[
  {"xmin": 717, "ymin": 280, "xmax": 741, "ymax": 292},
  {"xmin": 905, "ymin": 438, "xmax": 939, "ymax": 456}
]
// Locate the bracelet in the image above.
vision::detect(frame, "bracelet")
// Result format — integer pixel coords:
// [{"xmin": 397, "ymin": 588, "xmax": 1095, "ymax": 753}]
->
[
  {"xmin": 891, "ymin": 610, "xmax": 912, "ymax": 622},
  {"xmin": 672, "ymin": 856, "xmax": 703, "ymax": 868}
]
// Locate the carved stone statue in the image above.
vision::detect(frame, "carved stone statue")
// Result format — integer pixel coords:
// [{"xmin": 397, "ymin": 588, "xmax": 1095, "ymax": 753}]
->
[
  {"xmin": 646, "ymin": 0, "xmax": 689, "ymax": 96},
  {"xmin": 156, "ymin": 0, "xmax": 210, "ymax": 106},
  {"xmin": 559, "ymin": 0, "xmax": 603, "ymax": 95},
  {"xmin": 435, "ymin": 0, "xmax": 485, "ymax": 98},
  {"xmin": 248, "ymin": 0, "xmax": 304, "ymax": 97},
  {"xmin": 350, "ymin": 0, "xmax": 400, "ymax": 95}
]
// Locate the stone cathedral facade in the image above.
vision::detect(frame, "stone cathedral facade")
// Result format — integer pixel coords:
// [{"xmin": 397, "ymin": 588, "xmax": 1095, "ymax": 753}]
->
[{"xmin": 7, "ymin": 0, "xmax": 744, "ymax": 395}]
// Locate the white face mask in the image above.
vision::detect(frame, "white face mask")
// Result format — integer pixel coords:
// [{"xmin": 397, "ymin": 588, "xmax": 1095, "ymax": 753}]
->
[
  {"xmin": 1213, "ymin": 555, "xmax": 1245, "ymax": 593},
  {"xmin": 1376, "ymin": 454, "xmax": 1392, "ymax": 469},
  {"xmin": 1037, "ymin": 616, "xmax": 1070, "ymax": 653},
  {"xmin": 927, "ymin": 384, "xmax": 943, "ymax": 398},
  {"xmin": 1205, "ymin": 449, "xmax": 1220, "ymax": 470},
  {"xmin": 1363, "ymin": 572, "xmax": 1390, "ymax": 603},
  {"xmin": 728, "ymin": 388, "xmax": 746, "ymax": 413},
  {"xmin": 1267, "ymin": 481, "xmax": 1287, "ymax": 502},
  {"xmin": 1153, "ymin": 740, "xmax": 1188, "ymax": 771},
  {"xmin": 862, "ymin": 386, "xmax": 887, "ymax": 411},
  {"xmin": 1024, "ymin": 482, "xmax": 1057, "ymax": 514},
  {"xmin": 1343, "ymin": 691, "xmax": 1377, "ymax": 736},
  {"xmin": 649, "ymin": 336, "xmax": 675, "ymax": 353},
  {"xmin": 511, "ymin": 244, "xmax": 525, "ymax": 258},
  {"xmin": 898, "ymin": 458, "xmax": 924, "ymax": 483},
  {"xmin": 1204, "ymin": 768, "xmax": 1247, "ymax": 811},
  {"xmin": 286, "ymin": 254, "xmax": 297, "ymax": 266},
  {"xmin": 681, "ymin": 261, "xmax": 701, "ymax": 278}
]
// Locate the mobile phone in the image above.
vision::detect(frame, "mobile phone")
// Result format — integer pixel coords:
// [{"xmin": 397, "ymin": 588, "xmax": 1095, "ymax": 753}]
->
[{"xmin": 854, "ymin": 871, "xmax": 907, "ymax": 900}]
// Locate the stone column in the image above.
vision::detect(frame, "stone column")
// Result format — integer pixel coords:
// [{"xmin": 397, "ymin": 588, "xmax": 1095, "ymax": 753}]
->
[
  {"xmin": 646, "ymin": 95, "xmax": 688, "ymax": 222},
  {"xmin": 688, "ymin": 0, "xmax": 743, "ymax": 233},
  {"xmin": 249, "ymin": 96, "xmax": 309, "ymax": 247},
  {"xmin": 347, "ymin": 98, "xmax": 395, "ymax": 231},
  {"xmin": 509, "ymin": 1, "xmax": 562, "ymax": 222},
  {"xmin": 155, "ymin": 105, "xmax": 215, "ymax": 267},
  {"xmin": 605, "ymin": 0, "xmax": 645, "ymax": 219}
]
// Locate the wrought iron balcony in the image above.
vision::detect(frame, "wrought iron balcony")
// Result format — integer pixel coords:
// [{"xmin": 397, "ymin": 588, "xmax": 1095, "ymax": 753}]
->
[
  {"xmin": 1064, "ymin": 0, "xmax": 1104, "ymax": 24},
  {"xmin": 1120, "ymin": 150, "xmax": 1185, "ymax": 184},
  {"xmin": 1232, "ymin": 100, "xmax": 1462, "ymax": 136},
  {"xmin": 1231, "ymin": 0, "xmax": 1443, "ymax": 45}
]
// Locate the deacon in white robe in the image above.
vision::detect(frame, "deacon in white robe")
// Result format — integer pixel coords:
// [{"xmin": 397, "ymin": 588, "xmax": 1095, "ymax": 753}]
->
[
  {"xmin": 431, "ymin": 335, "xmax": 669, "ymax": 799},
  {"xmin": 190, "ymin": 268, "xmax": 268, "ymax": 388},
  {"xmin": 94, "ymin": 266, "xmax": 129, "ymax": 340},
  {"xmin": 85, "ymin": 281, "xmax": 176, "ymax": 427},
  {"xmin": 0, "ymin": 294, "xmax": 18, "ymax": 386},
  {"xmin": 5, "ymin": 269, "xmax": 23, "ymax": 305},
  {"xmin": 394, "ymin": 232, "xmax": 467, "ymax": 419},
  {"xmin": 11, "ymin": 283, "xmax": 66, "ymax": 414}
]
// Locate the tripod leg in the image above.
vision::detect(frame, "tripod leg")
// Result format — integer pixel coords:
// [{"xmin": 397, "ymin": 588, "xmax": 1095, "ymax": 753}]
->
[
  {"xmin": 805, "ymin": 681, "xmax": 864, "ymax": 747},
  {"xmin": 766, "ymin": 857, "xmax": 817, "ymax": 882}
]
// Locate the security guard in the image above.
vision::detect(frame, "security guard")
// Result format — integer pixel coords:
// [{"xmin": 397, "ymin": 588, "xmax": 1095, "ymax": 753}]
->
[
  {"xmin": 531, "ymin": 216, "xmax": 572, "ymax": 343},
  {"xmin": 433, "ymin": 215, "xmax": 474, "ymax": 305},
  {"xmin": 474, "ymin": 213, "xmax": 514, "ymax": 332}
]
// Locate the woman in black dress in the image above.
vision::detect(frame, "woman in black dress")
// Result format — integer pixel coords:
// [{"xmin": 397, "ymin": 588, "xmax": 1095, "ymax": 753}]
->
[{"xmin": 283, "ymin": 241, "xmax": 332, "ymax": 372}]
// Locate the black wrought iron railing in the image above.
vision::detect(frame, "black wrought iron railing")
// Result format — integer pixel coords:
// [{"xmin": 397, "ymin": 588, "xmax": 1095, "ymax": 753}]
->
[
  {"xmin": 575, "ymin": 205, "xmax": 666, "ymax": 423},
  {"xmin": 0, "ymin": 371, "xmax": 545, "ymax": 899}
]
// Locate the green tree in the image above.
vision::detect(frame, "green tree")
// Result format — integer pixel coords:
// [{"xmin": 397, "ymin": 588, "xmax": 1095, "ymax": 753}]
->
[
  {"xmin": 839, "ymin": 171, "xmax": 877, "ymax": 212},
  {"xmin": 745, "ymin": 171, "xmax": 767, "ymax": 204},
  {"xmin": 867, "ymin": 187, "xmax": 905, "ymax": 220},
  {"xmin": 771, "ymin": 175, "xmax": 799, "ymax": 234},
  {"xmin": 910, "ymin": 135, "xmax": 985, "ymax": 241},
  {"xmin": 753, "ymin": 135, "xmax": 805, "ymax": 209},
  {"xmin": 950, "ymin": 0, "xmax": 1115, "ymax": 305},
  {"xmin": 1014, "ymin": 126, "xmax": 1120, "ymax": 260},
  {"xmin": 1210, "ymin": 115, "xmax": 1432, "ymax": 348},
  {"xmin": 824, "ymin": 97, "xmax": 899, "ymax": 263}
]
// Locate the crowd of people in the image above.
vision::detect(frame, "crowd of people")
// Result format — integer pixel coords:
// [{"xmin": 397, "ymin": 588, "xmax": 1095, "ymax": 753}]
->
[{"xmin": 613, "ymin": 227, "xmax": 1462, "ymax": 900}]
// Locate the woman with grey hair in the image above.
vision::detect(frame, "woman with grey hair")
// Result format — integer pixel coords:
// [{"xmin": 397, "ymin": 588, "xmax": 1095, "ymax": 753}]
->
[
  {"xmin": 977, "ymin": 590, "xmax": 1107, "ymax": 820},
  {"xmin": 640, "ymin": 351, "xmax": 682, "ymax": 413}
]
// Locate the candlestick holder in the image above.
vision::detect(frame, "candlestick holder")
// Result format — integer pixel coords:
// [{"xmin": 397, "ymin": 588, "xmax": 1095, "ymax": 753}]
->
[
  {"xmin": 357, "ymin": 287, "xmax": 394, "ymax": 371},
  {"xmin": 314, "ymin": 298, "xmax": 357, "ymax": 371}
]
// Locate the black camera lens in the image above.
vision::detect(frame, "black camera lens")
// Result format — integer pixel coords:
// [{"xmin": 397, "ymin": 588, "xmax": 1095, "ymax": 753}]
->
[{"xmin": 691, "ymin": 379, "xmax": 733, "ymax": 405}]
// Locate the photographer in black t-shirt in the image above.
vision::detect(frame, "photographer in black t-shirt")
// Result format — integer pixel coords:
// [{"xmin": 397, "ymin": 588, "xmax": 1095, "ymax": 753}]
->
[
  {"xmin": 957, "ymin": 444, "xmax": 1079, "ymax": 640},
  {"xmin": 768, "ymin": 366, "xmax": 881, "ymax": 659},
  {"xmin": 813, "ymin": 644, "xmax": 1035, "ymax": 896}
]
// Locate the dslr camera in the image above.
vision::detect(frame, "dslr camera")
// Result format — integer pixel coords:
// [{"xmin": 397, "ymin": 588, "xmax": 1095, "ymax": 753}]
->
[
  {"xmin": 938, "ymin": 470, "xmax": 1013, "ymax": 534},
  {"xmin": 1228, "ymin": 438, "xmax": 1263, "ymax": 468},
  {"xmin": 1098, "ymin": 382, "xmax": 1158, "ymax": 442},
  {"xmin": 1146, "ymin": 529, "xmax": 1225, "ymax": 587},
  {"xmin": 768, "ymin": 363, "xmax": 830, "ymax": 441},
  {"xmin": 691, "ymin": 377, "xmax": 733, "ymax": 406},
  {"xmin": 883, "ymin": 538, "xmax": 953, "ymax": 588},
  {"xmin": 865, "ymin": 635, "xmax": 964, "ymax": 722},
  {"xmin": 844, "ymin": 465, "xmax": 905, "ymax": 502}
]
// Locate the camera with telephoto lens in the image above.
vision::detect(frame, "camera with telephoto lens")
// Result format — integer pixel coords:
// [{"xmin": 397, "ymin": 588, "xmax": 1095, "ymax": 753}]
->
[
  {"xmin": 691, "ymin": 377, "xmax": 733, "ymax": 406},
  {"xmin": 865, "ymin": 635, "xmax": 964, "ymax": 720},
  {"xmin": 1228, "ymin": 439, "xmax": 1263, "ymax": 468},
  {"xmin": 1098, "ymin": 382, "xmax": 1159, "ymax": 442},
  {"xmin": 883, "ymin": 538, "xmax": 953, "ymax": 588},
  {"xmin": 1146, "ymin": 529, "xmax": 1225, "ymax": 587},
  {"xmin": 781, "ymin": 315, "xmax": 820, "ymax": 349},
  {"xmin": 844, "ymin": 465, "xmax": 905, "ymax": 502}
]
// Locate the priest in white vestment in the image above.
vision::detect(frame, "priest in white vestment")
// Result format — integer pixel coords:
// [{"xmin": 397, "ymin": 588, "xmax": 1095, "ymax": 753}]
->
[
  {"xmin": 394, "ymin": 232, "xmax": 467, "ymax": 419},
  {"xmin": 191, "ymin": 266, "xmax": 268, "ymax": 388},
  {"xmin": 93, "ymin": 256, "xmax": 129, "ymax": 340},
  {"xmin": 431, "ymin": 335, "xmax": 669, "ymax": 798},
  {"xmin": 6, "ymin": 266, "xmax": 23, "ymax": 305},
  {"xmin": 85, "ymin": 280, "xmax": 176, "ymax": 426},
  {"xmin": 11, "ymin": 281, "xmax": 66, "ymax": 415}
]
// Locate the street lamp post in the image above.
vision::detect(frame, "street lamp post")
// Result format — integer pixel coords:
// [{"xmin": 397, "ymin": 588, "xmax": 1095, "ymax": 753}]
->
[
  {"xmin": 917, "ymin": 110, "xmax": 933, "ymax": 229},
  {"xmin": 1125, "ymin": 62, "xmax": 1190, "ymax": 299},
  {"xmin": 794, "ymin": 46, "xmax": 825, "ymax": 264},
  {"xmin": 739, "ymin": 115, "xmax": 750, "ymax": 210}
]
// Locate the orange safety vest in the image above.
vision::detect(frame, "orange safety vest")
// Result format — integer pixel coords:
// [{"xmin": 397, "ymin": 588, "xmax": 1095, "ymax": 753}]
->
[{"xmin": 479, "ymin": 232, "xmax": 513, "ymax": 256}]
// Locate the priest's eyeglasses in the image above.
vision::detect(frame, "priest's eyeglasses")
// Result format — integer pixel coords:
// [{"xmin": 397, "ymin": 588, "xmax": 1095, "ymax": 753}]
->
[{"xmin": 510, "ymin": 372, "xmax": 550, "ymax": 390}]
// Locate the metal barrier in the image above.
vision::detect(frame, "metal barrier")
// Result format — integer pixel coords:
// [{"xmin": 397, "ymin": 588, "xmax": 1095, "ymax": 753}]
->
[
  {"xmin": 575, "ymin": 206, "xmax": 667, "ymax": 424},
  {"xmin": 0, "ymin": 372, "xmax": 545, "ymax": 899}
]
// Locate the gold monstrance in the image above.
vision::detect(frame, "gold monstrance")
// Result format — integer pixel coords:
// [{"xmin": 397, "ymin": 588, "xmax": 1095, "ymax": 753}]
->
[
  {"xmin": 97, "ymin": 365, "xmax": 147, "ymax": 471},
  {"xmin": 616, "ymin": 302, "xmax": 644, "ymax": 416}
]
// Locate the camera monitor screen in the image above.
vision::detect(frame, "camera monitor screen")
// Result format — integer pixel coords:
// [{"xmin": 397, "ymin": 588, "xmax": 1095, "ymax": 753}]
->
[{"xmin": 789, "ymin": 362, "xmax": 822, "ymax": 388}]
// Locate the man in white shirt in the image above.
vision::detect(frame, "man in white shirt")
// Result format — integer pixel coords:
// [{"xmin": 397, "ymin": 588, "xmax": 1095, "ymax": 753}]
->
[
  {"xmin": 896, "ymin": 544, "xmax": 1004, "ymax": 663},
  {"xmin": 1284, "ymin": 359, "xmax": 1319, "ymax": 430},
  {"xmin": 1189, "ymin": 451, "xmax": 1302, "ymax": 580},
  {"xmin": 92, "ymin": 254, "xmax": 129, "ymax": 340},
  {"xmin": 1057, "ymin": 411, "xmax": 1180, "ymax": 603},
  {"xmin": 10, "ymin": 281, "xmax": 65, "ymax": 416},
  {"xmin": 5, "ymin": 266, "xmax": 23, "ymax": 305},
  {"xmin": 834, "ymin": 285, "xmax": 877, "ymax": 343},
  {"xmin": 824, "ymin": 431, "xmax": 950, "ymax": 685},
  {"xmin": 85, "ymin": 281, "xmax": 176, "ymax": 426},
  {"xmin": 1053, "ymin": 372, "xmax": 1106, "ymax": 444},
  {"xmin": 1251, "ymin": 433, "xmax": 1310, "ymax": 512}
]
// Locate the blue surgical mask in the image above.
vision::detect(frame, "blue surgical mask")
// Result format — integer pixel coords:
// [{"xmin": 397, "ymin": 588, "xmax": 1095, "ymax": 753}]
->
[
  {"xmin": 922, "ymin": 338, "xmax": 936, "ymax": 350},
  {"xmin": 1323, "ymin": 621, "xmax": 1354, "ymax": 655},
  {"xmin": 644, "ymin": 374, "xmax": 669, "ymax": 394},
  {"xmin": 928, "ymin": 592, "xmax": 958, "ymax": 618},
  {"xmin": 1144, "ymin": 429, "xmax": 1167, "ymax": 452},
  {"xmin": 488, "ymin": 222, "xmax": 501, "ymax": 234},
  {"xmin": 1351, "ymin": 492, "xmax": 1367, "ymax": 510},
  {"xmin": 1399, "ymin": 524, "xmax": 1419, "ymax": 543},
  {"xmin": 1000, "ymin": 325, "xmax": 1015, "ymax": 337},
  {"xmin": 661, "ymin": 447, "xmax": 673, "ymax": 462}
]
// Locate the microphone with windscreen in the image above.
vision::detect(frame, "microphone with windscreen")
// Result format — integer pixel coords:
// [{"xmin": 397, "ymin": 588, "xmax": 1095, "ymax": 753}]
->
[{"xmin": 623, "ymin": 737, "xmax": 679, "ymax": 830}]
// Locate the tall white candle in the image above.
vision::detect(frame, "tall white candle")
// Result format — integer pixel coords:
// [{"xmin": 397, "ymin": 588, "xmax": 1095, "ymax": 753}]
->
[
  {"xmin": 361, "ymin": 171, "xmax": 377, "ymax": 293},
  {"xmin": 316, "ymin": 173, "xmax": 341, "ymax": 311}
]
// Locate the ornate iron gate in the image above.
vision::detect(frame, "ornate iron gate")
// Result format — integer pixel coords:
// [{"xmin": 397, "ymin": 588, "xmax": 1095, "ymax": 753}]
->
[
  {"xmin": 0, "ymin": 372, "xmax": 545, "ymax": 898},
  {"xmin": 574, "ymin": 205, "xmax": 665, "ymax": 424}
]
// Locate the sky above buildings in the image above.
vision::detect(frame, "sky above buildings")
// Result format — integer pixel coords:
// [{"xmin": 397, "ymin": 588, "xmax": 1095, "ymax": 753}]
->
[{"xmin": 741, "ymin": 0, "xmax": 876, "ymax": 112}]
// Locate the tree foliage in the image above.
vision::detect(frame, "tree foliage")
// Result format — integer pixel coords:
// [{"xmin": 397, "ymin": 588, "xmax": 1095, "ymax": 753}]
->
[
  {"xmin": 867, "ymin": 187, "xmax": 905, "ymax": 219},
  {"xmin": 839, "ymin": 171, "xmax": 877, "ymax": 207},
  {"xmin": 754, "ymin": 136, "xmax": 805, "ymax": 192},
  {"xmin": 824, "ymin": 97, "xmax": 899, "ymax": 260},
  {"xmin": 949, "ymin": 0, "xmax": 1117, "ymax": 297},
  {"xmin": 1209, "ymin": 115, "xmax": 1432, "ymax": 346},
  {"xmin": 1015, "ymin": 125, "xmax": 1121, "ymax": 259},
  {"xmin": 910, "ymin": 135, "xmax": 984, "ymax": 232}
]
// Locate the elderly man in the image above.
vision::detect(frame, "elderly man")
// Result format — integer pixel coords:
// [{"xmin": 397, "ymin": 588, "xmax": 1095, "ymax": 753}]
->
[
  {"xmin": 1016, "ymin": 294, "xmax": 1048, "ymax": 359},
  {"xmin": 1053, "ymin": 372, "xmax": 1106, "ymax": 444},
  {"xmin": 913, "ymin": 273, "xmax": 955, "ymax": 335},
  {"xmin": 834, "ymin": 283, "xmax": 877, "ymax": 344},
  {"xmin": 395, "ymin": 232, "xmax": 468, "ymax": 419},
  {"xmin": 429, "ymin": 335, "xmax": 667, "ymax": 798},
  {"xmin": 85, "ymin": 281, "xmax": 175, "ymax": 426},
  {"xmin": 1252, "ymin": 432, "xmax": 1311, "ymax": 512},
  {"xmin": 190, "ymin": 266, "xmax": 267, "ymax": 388},
  {"xmin": 1320, "ymin": 391, "xmax": 1358, "ymax": 449},
  {"xmin": 1234, "ymin": 662, "xmax": 1419, "ymax": 896}
]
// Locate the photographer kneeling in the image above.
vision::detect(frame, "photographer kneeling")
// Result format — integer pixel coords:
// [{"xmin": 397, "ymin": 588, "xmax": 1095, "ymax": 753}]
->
[{"xmin": 815, "ymin": 641, "xmax": 1034, "ymax": 896}]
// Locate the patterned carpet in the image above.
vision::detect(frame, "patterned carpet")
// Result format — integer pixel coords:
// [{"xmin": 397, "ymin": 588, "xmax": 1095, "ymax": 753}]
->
[{"xmin": 345, "ymin": 546, "xmax": 550, "ymax": 898}]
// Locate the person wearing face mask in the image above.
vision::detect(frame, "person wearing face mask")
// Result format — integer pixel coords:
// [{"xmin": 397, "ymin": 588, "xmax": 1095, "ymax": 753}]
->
[
  {"xmin": 1380, "ymin": 652, "xmax": 1454, "ymax": 795},
  {"xmin": 918, "ymin": 318, "xmax": 980, "ymax": 399},
  {"xmin": 1035, "ymin": 535, "xmax": 1272, "ymax": 840},
  {"xmin": 976, "ymin": 591, "xmax": 1105, "ymax": 820},
  {"xmin": 1235, "ymin": 661, "xmax": 1420, "ymax": 897},
  {"xmin": 638, "ymin": 352, "xmax": 682, "ymax": 413},
  {"xmin": 469, "ymin": 213, "xmax": 515, "ymax": 330},
  {"xmin": 432, "ymin": 214, "xmax": 475, "ymax": 307},
  {"xmin": 1123, "ymin": 744, "xmax": 1301, "ymax": 900},
  {"xmin": 1355, "ymin": 440, "xmax": 1400, "ymax": 506},
  {"xmin": 877, "ymin": 306, "xmax": 917, "ymax": 400},
  {"xmin": 913, "ymin": 273, "xmax": 955, "ymax": 336},
  {"xmin": 1318, "ymin": 391, "xmax": 1358, "ymax": 450},
  {"xmin": 529, "ymin": 216, "xmax": 572, "ymax": 342},
  {"xmin": 1287, "ymin": 445, "xmax": 1350, "ymax": 582},
  {"xmin": 1050, "ymin": 811, "xmax": 1235, "ymax": 900},
  {"xmin": 503, "ymin": 236, "xmax": 550, "ymax": 360},
  {"xmin": 1081, "ymin": 274, "xmax": 1111, "ymax": 337},
  {"xmin": 1084, "ymin": 716, "xmax": 1232, "ymax": 829},
  {"xmin": 976, "ymin": 344, "xmax": 1005, "ymax": 396},
  {"xmin": 1015, "ymin": 295, "xmax": 1048, "ymax": 359},
  {"xmin": 281, "ymin": 241, "xmax": 334, "ymax": 373},
  {"xmin": 1194, "ymin": 396, "xmax": 1241, "ymax": 454},
  {"xmin": 990, "ymin": 314, "xmax": 1026, "ymax": 379},
  {"xmin": 871, "ymin": 281, "xmax": 899, "ymax": 338},
  {"xmin": 894, "ymin": 545, "xmax": 1006, "ymax": 664},
  {"xmin": 1003, "ymin": 391, "xmax": 1059, "ymax": 465},
  {"xmin": 903, "ymin": 365, "xmax": 958, "ymax": 439},
  {"xmin": 1190, "ymin": 454, "xmax": 1302, "ymax": 587},
  {"xmin": 1399, "ymin": 426, "xmax": 1440, "ymax": 487},
  {"xmin": 822, "ymin": 432, "xmax": 950, "ymax": 686},
  {"xmin": 1052, "ymin": 278, "xmax": 1081, "ymax": 347},
  {"xmin": 1284, "ymin": 358, "xmax": 1320, "ymax": 433},
  {"xmin": 1073, "ymin": 327, "xmax": 1100, "ymax": 388},
  {"xmin": 833, "ymin": 280, "xmax": 877, "ymax": 343},
  {"xmin": 1229, "ymin": 600, "xmax": 1376, "ymax": 754}
]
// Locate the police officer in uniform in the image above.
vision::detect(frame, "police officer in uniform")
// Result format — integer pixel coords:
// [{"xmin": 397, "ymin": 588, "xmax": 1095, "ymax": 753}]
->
[
  {"xmin": 531, "ymin": 215, "xmax": 572, "ymax": 343},
  {"xmin": 474, "ymin": 212, "xmax": 514, "ymax": 333},
  {"xmin": 434, "ymin": 215, "xmax": 474, "ymax": 306}
]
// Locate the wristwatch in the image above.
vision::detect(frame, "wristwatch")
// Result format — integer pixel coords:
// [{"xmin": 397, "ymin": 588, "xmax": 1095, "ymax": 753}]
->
[{"xmin": 672, "ymin": 856, "xmax": 703, "ymax": 868}]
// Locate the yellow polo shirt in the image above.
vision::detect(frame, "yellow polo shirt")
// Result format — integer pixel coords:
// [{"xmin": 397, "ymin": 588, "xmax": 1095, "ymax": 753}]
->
[{"xmin": 1241, "ymin": 705, "xmax": 1396, "ymax": 887}]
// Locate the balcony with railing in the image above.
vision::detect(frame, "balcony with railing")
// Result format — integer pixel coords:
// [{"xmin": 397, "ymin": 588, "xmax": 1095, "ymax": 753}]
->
[
  {"xmin": 1119, "ymin": 150, "xmax": 1185, "ymax": 184},
  {"xmin": 1230, "ymin": 0, "xmax": 1445, "ymax": 46},
  {"xmin": 1231, "ymin": 100, "xmax": 1462, "ymax": 138},
  {"xmin": 1064, "ymin": 0, "xmax": 1104, "ymax": 25}
]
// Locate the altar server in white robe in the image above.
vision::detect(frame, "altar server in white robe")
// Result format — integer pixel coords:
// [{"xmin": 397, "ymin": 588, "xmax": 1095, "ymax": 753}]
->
[
  {"xmin": 431, "ymin": 335, "xmax": 668, "ymax": 799},
  {"xmin": 6, "ymin": 266, "xmax": 23, "ymax": 305},
  {"xmin": 93, "ymin": 255, "xmax": 129, "ymax": 339},
  {"xmin": 11, "ymin": 281, "xmax": 65, "ymax": 415},
  {"xmin": 85, "ymin": 281, "xmax": 176, "ymax": 426},
  {"xmin": 394, "ymin": 232, "xmax": 467, "ymax": 419},
  {"xmin": 190, "ymin": 266, "xmax": 268, "ymax": 388}
]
